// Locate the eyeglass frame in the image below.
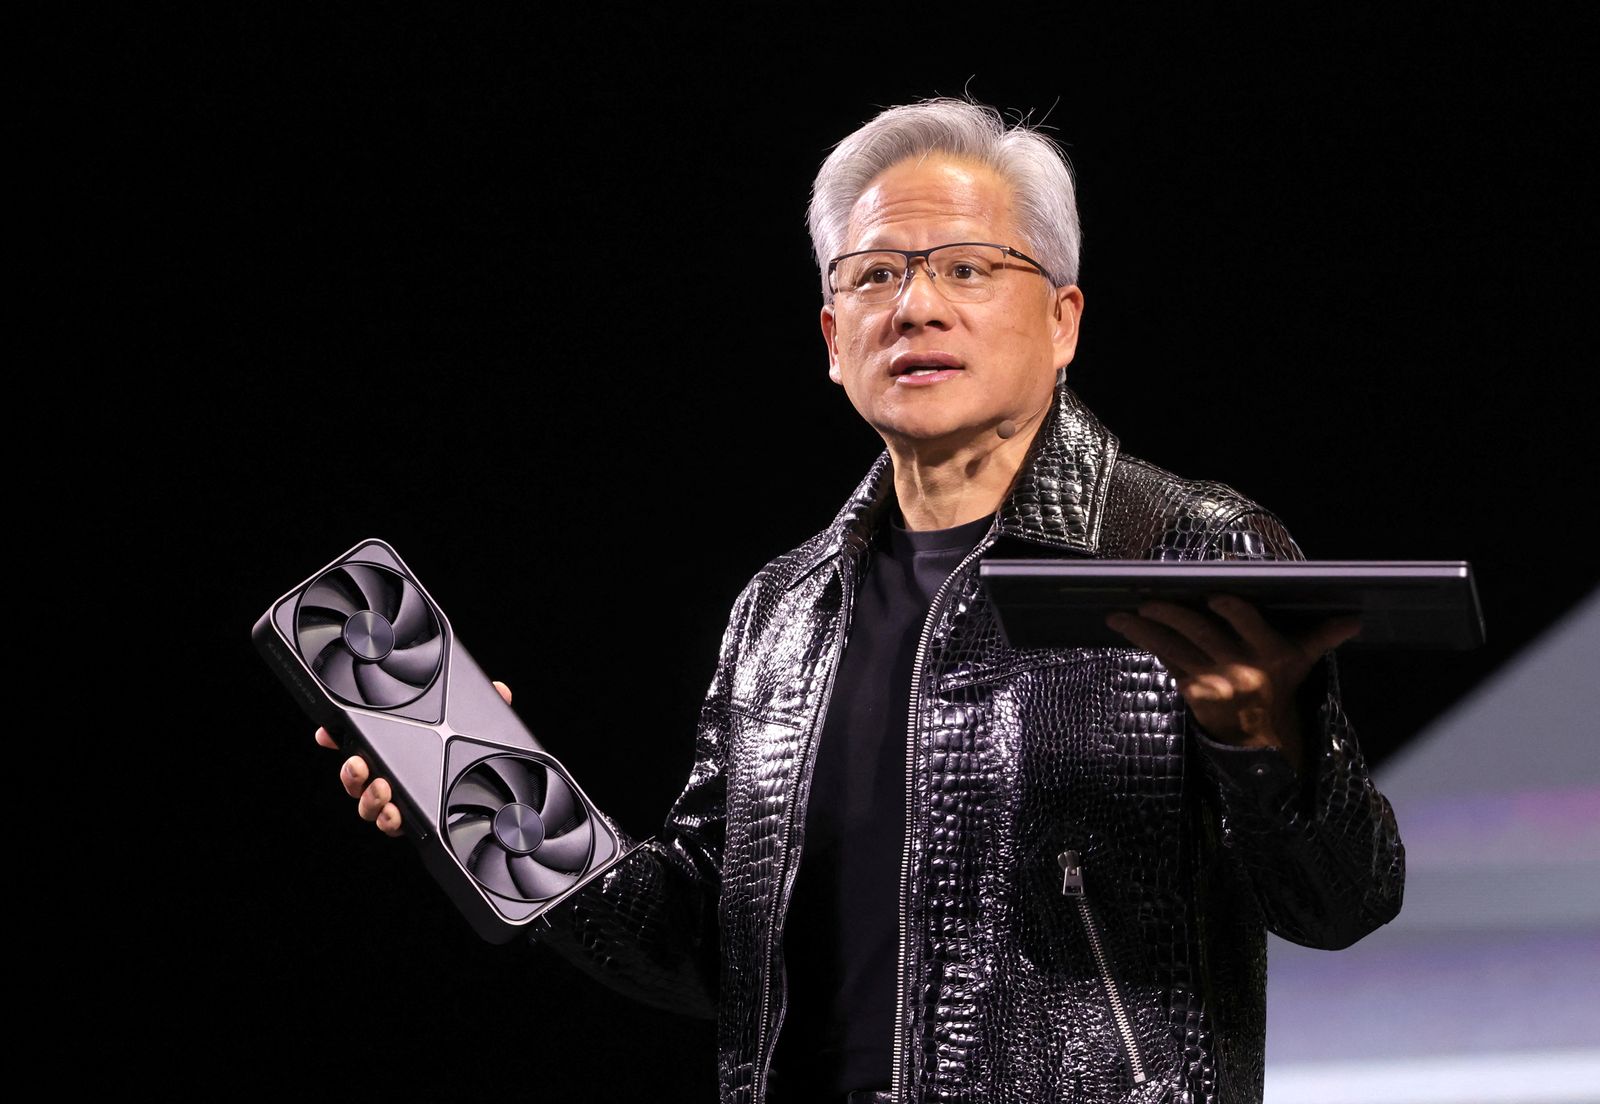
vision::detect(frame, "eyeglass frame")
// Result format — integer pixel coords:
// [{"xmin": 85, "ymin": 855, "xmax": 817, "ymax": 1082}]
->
[{"xmin": 826, "ymin": 241, "xmax": 1057, "ymax": 303}]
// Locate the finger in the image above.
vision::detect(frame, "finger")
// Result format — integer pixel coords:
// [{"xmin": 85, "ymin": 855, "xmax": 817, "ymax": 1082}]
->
[
  {"xmin": 1134, "ymin": 600, "xmax": 1246, "ymax": 665},
  {"xmin": 341, "ymin": 755, "xmax": 369, "ymax": 800},
  {"xmin": 315, "ymin": 726, "xmax": 339, "ymax": 750},
  {"xmin": 1106, "ymin": 612, "xmax": 1214, "ymax": 675},
  {"xmin": 1301, "ymin": 614, "xmax": 1363, "ymax": 655},
  {"xmin": 359, "ymin": 777, "xmax": 392, "ymax": 822},
  {"xmin": 1235, "ymin": 704, "xmax": 1274, "ymax": 740},
  {"xmin": 1219, "ymin": 662, "xmax": 1268, "ymax": 695},
  {"xmin": 493, "ymin": 680, "xmax": 512, "ymax": 705},
  {"xmin": 376, "ymin": 802, "xmax": 404, "ymax": 837},
  {"xmin": 1204, "ymin": 594, "xmax": 1292, "ymax": 657},
  {"xmin": 1179, "ymin": 672, "xmax": 1234, "ymax": 701}
]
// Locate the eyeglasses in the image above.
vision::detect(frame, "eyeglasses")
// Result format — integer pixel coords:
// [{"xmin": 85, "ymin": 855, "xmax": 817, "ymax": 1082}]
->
[{"xmin": 827, "ymin": 242, "xmax": 1054, "ymax": 305}]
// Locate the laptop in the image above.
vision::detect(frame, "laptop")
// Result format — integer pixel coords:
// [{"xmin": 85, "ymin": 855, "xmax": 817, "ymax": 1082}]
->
[{"xmin": 977, "ymin": 559, "xmax": 1484, "ymax": 650}]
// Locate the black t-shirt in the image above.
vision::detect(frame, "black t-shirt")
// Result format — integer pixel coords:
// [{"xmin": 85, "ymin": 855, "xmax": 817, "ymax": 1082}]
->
[{"xmin": 769, "ymin": 506, "xmax": 995, "ymax": 1100}]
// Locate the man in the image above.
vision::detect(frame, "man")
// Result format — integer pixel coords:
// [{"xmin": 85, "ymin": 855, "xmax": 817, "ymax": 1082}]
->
[{"xmin": 319, "ymin": 97, "xmax": 1403, "ymax": 1103}]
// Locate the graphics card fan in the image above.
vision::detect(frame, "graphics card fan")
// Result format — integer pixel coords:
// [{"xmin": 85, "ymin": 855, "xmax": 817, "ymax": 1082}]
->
[
  {"xmin": 446, "ymin": 755, "xmax": 597, "ymax": 901},
  {"xmin": 295, "ymin": 562, "xmax": 443, "ymax": 708}
]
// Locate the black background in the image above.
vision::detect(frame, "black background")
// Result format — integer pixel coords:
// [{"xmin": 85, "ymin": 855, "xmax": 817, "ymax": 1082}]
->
[{"xmin": 86, "ymin": 6, "xmax": 1595, "ymax": 1099}]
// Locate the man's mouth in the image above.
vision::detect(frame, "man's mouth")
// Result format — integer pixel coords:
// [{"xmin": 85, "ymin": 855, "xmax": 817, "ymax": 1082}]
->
[{"xmin": 890, "ymin": 351, "xmax": 964, "ymax": 376}]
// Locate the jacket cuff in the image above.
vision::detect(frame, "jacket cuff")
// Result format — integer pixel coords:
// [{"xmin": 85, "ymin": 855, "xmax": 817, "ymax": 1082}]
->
[
  {"xmin": 1194, "ymin": 731, "xmax": 1303, "ymax": 809},
  {"xmin": 1192, "ymin": 652, "xmax": 1335, "ymax": 822},
  {"xmin": 523, "ymin": 809, "xmax": 635, "ymax": 948}
]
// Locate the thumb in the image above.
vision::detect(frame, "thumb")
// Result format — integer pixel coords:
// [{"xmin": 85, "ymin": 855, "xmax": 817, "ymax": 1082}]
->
[
  {"xmin": 1305, "ymin": 615, "xmax": 1362, "ymax": 656},
  {"xmin": 492, "ymin": 680, "xmax": 513, "ymax": 704}
]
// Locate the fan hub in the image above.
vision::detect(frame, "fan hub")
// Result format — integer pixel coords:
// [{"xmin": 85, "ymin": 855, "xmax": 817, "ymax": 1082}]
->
[
  {"xmin": 342, "ymin": 610, "xmax": 395, "ymax": 662},
  {"xmin": 492, "ymin": 802, "xmax": 546, "ymax": 854}
]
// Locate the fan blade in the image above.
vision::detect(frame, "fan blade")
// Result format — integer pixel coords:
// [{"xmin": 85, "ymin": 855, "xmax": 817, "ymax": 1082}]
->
[
  {"xmin": 447, "ymin": 814, "xmax": 494, "ymax": 863},
  {"xmin": 482, "ymin": 757, "xmax": 539, "ymax": 808},
  {"xmin": 448, "ymin": 773, "xmax": 506, "ymax": 814},
  {"xmin": 381, "ymin": 634, "xmax": 440, "ymax": 685},
  {"xmin": 342, "ymin": 564, "xmax": 393, "ymax": 616},
  {"xmin": 510, "ymin": 853, "xmax": 577, "ymax": 900},
  {"xmin": 471, "ymin": 844, "xmax": 522, "ymax": 899},
  {"xmin": 318, "ymin": 647, "xmax": 361, "ymax": 701},
  {"xmin": 354, "ymin": 659, "xmax": 417, "ymax": 708},
  {"xmin": 539, "ymin": 768, "xmax": 577, "ymax": 831},
  {"xmin": 532, "ymin": 823, "xmax": 593, "ymax": 873},
  {"xmin": 303, "ymin": 578, "xmax": 358, "ymax": 616},
  {"xmin": 390, "ymin": 581, "xmax": 431, "ymax": 645},
  {"xmin": 296, "ymin": 620, "xmax": 344, "ymax": 664}
]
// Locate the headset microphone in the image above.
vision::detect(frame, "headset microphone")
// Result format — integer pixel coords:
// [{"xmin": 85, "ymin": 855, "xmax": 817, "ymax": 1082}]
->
[
  {"xmin": 998, "ymin": 369, "xmax": 1068, "ymax": 439},
  {"xmin": 996, "ymin": 397, "xmax": 1055, "ymax": 440}
]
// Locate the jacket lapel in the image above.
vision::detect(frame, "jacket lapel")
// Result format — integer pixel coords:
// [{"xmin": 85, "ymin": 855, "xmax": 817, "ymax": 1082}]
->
[{"xmin": 993, "ymin": 381, "xmax": 1120, "ymax": 554}]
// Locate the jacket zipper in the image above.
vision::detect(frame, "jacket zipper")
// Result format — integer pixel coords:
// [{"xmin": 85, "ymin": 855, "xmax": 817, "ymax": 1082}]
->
[
  {"xmin": 1057, "ymin": 849, "xmax": 1148, "ymax": 1085},
  {"xmin": 754, "ymin": 561, "xmax": 855, "ymax": 1104},
  {"xmin": 891, "ymin": 528, "xmax": 998, "ymax": 1101}
]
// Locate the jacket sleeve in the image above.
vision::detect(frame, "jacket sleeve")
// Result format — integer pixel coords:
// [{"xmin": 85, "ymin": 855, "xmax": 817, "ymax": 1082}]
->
[
  {"xmin": 1189, "ymin": 507, "xmax": 1406, "ymax": 950},
  {"xmin": 521, "ymin": 577, "xmax": 757, "ymax": 1019}
]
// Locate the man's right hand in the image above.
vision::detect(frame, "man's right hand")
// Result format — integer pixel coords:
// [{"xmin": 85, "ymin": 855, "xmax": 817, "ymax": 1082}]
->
[{"xmin": 315, "ymin": 679, "xmax": 515, "ymax": 838}]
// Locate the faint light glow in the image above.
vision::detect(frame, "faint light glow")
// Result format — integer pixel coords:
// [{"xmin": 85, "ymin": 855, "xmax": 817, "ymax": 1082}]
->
[
  {"xmin": 1266, "ymin": 1050, "xmax": 1600, "ymax": 1104},
  {"xmin": 1265, "ymin": 588, "xmax": 1600, "ymax": 1104}
]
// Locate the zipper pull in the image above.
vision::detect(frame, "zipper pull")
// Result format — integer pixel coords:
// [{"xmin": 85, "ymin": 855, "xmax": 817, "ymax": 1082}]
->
[{"xmin": 1057, "ymin": 849, "xmax": 1084, "ymax": 897}]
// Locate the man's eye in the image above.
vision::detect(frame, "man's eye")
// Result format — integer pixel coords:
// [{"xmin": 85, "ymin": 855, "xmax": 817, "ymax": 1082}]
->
[
  {"xmin": 862, "ymin": 267, "xmax": 897, "ymax": 285},
  {"xmin": 947, "ymin": 260, "xmax": 994, "ymax": 280}
]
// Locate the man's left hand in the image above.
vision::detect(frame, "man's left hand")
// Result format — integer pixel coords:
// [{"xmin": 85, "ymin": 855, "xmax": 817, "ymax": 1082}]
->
[{"xmin": 1105, "ymin": 596, "xmax": 1361, "ymax": 775}]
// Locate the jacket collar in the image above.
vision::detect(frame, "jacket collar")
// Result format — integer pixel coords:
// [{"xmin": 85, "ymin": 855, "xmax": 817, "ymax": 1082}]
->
[{"xmin": 787, "ymin": 380, "xmax": 1121, "ymax": 589}]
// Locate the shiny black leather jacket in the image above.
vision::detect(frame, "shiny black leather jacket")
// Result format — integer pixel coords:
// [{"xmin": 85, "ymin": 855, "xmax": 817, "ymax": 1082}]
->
[{"xmin": 529, "ymin": 383, "xmax": 1405, "ymax": 1103}]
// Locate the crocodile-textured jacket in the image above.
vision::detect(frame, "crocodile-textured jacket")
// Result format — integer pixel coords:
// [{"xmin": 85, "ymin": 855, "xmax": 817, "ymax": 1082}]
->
[{"xmin": 529, "ymin": 382, "xmax": 1405, "ymax": 1104}]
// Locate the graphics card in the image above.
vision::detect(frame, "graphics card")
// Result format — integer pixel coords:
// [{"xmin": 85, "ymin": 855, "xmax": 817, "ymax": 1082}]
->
[{"xmin": 252, "ymin": 537, "xmax": 631, "ymax": 943}]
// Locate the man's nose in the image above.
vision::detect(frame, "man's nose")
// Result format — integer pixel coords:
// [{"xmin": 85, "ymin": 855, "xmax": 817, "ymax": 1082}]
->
[{"xmin": 893, "ymin": 261, "xmax": 950, "ymax": 329}]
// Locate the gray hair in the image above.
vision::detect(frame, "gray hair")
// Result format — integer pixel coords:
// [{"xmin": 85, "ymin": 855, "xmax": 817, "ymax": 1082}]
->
[{"xmin": 807, "ymin": 97, "xmax": 1082, "ymax": 306}]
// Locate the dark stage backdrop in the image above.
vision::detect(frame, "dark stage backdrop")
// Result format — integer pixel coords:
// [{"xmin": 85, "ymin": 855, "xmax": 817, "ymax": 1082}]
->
[{"xmin": 93, "ymin": 7, "xmax": 1595, "ymax": 1100}]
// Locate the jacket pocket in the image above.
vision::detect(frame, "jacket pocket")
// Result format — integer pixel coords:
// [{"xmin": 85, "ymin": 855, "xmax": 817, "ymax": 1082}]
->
[
  {"xmin": 1056, "ymin": 848, "xmax": 1151, "ymax": 1089},
  {"xmin": 937, "ymin": 646, "xmax": 1106, "ymax": 693}
]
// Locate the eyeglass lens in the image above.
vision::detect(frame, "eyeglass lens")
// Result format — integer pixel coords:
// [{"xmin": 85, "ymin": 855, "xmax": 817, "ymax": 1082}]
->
[{"xmin": 835, "ymin": 244, "xmax": 1011, "ymax": 302}]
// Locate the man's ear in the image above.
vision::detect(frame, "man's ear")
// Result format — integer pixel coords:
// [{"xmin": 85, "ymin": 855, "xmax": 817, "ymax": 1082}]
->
[
  {"xmin": 821, "ymin": 304, "xmax": 843, "ymax": 385},
  {"xmin": 1050, "ymin": 285, "xmax": 1084, "ymax": 371}
]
